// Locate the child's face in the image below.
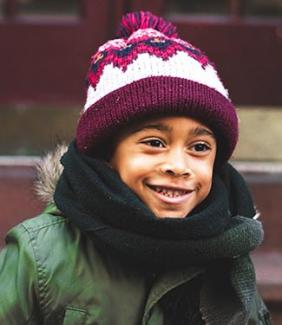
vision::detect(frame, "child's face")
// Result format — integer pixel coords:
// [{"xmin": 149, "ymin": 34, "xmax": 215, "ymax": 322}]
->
[{"xmin": 110, "ymin": 116, "xmax": 217, "ymax": 219}]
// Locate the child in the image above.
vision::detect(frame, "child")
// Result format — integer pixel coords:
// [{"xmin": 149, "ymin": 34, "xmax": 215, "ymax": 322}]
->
[{"xmin": 0, "ymin": 11, "xmax": 271, "ymax": 325}]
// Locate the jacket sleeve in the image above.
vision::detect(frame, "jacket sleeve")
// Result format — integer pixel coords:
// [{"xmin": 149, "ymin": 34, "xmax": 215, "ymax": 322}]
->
[{"xmin": 0, "ymin": 224, "xmax": 41, "ymax": 324}]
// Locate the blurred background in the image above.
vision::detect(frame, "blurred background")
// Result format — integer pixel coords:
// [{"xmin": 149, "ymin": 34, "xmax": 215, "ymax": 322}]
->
[{"xmin": 0, "ymin": 0, "xmax": 282, "ymax": 321}]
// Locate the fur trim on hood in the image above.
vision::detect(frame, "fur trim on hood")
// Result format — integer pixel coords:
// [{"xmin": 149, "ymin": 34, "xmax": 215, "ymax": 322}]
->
[{"xmin": 35, "ymin": 144, "xmax": 68, "ymax": 204}]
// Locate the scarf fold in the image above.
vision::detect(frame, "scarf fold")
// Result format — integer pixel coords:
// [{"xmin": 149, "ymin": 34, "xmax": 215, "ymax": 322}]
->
[{"xmin": 54, "ymin": 141, "xmax": 264, "ymax": 324}]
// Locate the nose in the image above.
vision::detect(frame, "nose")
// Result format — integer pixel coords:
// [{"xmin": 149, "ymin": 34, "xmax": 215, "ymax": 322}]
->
[{"xmin": 159, "ymin": 149, "xmax": 191, "ymax": 177}]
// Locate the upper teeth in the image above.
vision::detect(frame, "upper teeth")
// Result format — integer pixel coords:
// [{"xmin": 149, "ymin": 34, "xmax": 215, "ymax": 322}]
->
[{"xmin": 154, "ymin": 186, "xmax": 188, "ymax": 197}]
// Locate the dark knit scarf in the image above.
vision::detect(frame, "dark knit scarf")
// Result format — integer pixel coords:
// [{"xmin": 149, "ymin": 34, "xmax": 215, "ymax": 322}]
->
[{"xmin": 54, "ymin": 141, "xmax": 264, "ymax": 324}]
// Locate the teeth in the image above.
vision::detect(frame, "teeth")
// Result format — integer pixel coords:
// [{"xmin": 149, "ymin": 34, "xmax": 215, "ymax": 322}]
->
[{"xmin": 154, "ymin": 187, "xmax": 187, "ymax": 198}]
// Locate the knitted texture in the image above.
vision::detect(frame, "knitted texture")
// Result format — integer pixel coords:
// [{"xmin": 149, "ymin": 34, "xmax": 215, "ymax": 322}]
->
[{"xmin": 76, "ymin": 11, "xmax": 238, "ymax": 163}]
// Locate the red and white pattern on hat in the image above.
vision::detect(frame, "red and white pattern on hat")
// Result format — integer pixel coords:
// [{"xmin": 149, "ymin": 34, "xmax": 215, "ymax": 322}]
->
[{"xmin": 84, "ymin": 28, "xmax": 230, "ymax": 112}]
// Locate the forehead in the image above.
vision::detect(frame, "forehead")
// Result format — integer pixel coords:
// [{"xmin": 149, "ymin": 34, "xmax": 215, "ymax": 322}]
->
[{"xmin": 127, "ymin": 115, "xmax": 213, "ymax": 134}]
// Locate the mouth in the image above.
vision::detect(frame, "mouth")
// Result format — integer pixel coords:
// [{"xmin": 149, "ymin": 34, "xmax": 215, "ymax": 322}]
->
[{"xmin": 147, "ymin": 184, "xmax": 193, "ymax": 204}]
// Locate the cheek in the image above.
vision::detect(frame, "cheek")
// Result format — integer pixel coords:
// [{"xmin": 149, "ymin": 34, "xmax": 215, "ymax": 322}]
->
[
  {"xmin": 195, "ymin": 160, "xmax": 214, "ymax": 192},
  {"xmin": 113, "ymin": 154, "xmax": 149, "ymax": 185}
]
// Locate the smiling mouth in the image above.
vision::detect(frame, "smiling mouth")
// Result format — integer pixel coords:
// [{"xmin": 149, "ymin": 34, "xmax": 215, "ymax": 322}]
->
[{"xmin": 147, "ymin": 185, "xmax": 192, "ymax": 199}]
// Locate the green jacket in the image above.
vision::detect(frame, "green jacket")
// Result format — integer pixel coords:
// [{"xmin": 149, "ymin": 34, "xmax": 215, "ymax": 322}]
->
[{"xmin": 0, "ymin": 204, "xmax": 271, "ymax": 325}]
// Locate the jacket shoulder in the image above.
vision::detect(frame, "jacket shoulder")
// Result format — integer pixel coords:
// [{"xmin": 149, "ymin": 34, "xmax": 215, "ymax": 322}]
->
[
  {"xmin": 0, "ymin": 206, "xmax": 76, "ymax": 323},
  {"xmin": 3, "ymin": 206, "xmax": 104, "ymax": 320},
  {"xmin": 7, "ymin": 205, "xmax": 74, "ymax": 244},
  {"xmin": 13, "ymin": 205, "xmax": 66, "ymax": 231},
  {"xmin": 7, "ymin": 205, "xmax": 84, "ymax": 269}
]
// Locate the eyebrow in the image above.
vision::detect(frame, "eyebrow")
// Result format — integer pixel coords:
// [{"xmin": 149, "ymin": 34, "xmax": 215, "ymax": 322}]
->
[
  {"xmin": 190, "ymin": 127, "xmax": 215, "ymax": 138},
  {"xmin": 133, "ymin": 123, "xmax": 172, "ymax": 133}
]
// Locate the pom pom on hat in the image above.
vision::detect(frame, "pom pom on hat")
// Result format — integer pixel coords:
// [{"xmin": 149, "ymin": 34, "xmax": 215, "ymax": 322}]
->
[
  {"xmin": 76, "ymin": 11, "xmax": 238, "ymax": 164},
  {"xmin": 116, "ymin": 11, "xmax": 178, "ymax": 38}
]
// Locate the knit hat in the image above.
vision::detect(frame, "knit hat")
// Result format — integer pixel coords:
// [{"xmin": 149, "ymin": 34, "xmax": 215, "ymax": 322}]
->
[{"xmin": 76, "ymin": 11, "xmax": 238, "ymax": 163}]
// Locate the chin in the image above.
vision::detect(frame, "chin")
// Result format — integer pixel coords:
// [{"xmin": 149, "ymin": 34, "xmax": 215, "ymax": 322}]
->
[{"xmin": 155, "ymin": 211, "xmax": 188, "ymax": 219}]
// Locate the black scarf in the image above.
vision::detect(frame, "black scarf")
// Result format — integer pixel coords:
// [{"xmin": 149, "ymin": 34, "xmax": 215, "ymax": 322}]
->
[{"xmin": 54, "ymin": 141, "xmax": 263, "ymax": 324}]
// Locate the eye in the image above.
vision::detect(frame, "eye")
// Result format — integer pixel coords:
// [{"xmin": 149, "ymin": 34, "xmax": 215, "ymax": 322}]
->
[
  {"xmin": 191, "ymin": 142, "xmax": 211, "ymax": 152},
  {"xmin": 142, "ymin": 139, "xmax": 165, "ymax": 148}
]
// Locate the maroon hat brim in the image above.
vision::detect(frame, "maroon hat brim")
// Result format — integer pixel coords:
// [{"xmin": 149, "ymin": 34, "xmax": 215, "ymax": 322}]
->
[{"xmin": 76, "ymin": 76, "xmax": 238, "ymax": 163}]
